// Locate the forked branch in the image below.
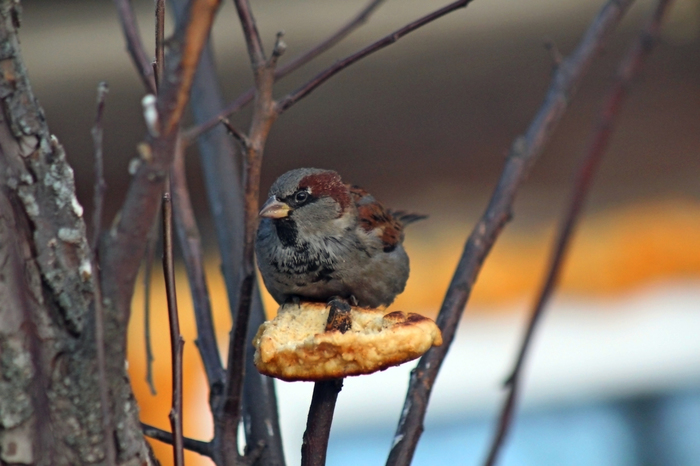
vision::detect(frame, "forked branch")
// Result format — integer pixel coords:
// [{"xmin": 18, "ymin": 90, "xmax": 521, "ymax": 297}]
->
[
  {"xmin": 113, "ymin": 0, "xmax": 157, "ymax": 93},
  {"xmin": 276, "ymin": 0, "xmax": 475, "ymax": 114},
  {"xmin": 182, "ymin": 0, "xmax": 387, "ymax": 141},
  {"xmin": 216, "ymin": 1, "xmax": 281, "ymax": 462},
  {"xmin": 233, "ymin": 0, "xmax": 266, "ymax": 68},
  {"xmin": 215, "ymin": 0, "xmax": 486, "ymax": 463},
  {"xmin": 386, "ymin": 0, "xmax": 637, "ymax": 464},
  {"xmin": 482, "ymin": 1, "xmax": 674, "ymax": 464},
  {"xmin": 171, "ymin": 138, "xmax": 224, "ymax": 388},
  {"xmin": 100, "ymin": 0, "xmax": 222, "ymax": 325}
]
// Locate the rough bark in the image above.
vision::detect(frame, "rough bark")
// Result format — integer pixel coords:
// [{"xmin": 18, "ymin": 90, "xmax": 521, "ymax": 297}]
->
[{"xmin": 0, "ymin": 2, "xmax": 153, "ymax": 465}]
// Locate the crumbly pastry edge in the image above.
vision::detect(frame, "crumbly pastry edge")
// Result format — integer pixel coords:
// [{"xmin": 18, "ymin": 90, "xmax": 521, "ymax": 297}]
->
[{"xmin": 252, "ymin": 302, "xmax": 443, "ymax": 382}]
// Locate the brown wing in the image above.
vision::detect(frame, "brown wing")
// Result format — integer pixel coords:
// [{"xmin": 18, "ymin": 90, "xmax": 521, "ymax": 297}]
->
[{"xmin": 349, "ymin": 185, "xmax": 405, "ymax": 252}]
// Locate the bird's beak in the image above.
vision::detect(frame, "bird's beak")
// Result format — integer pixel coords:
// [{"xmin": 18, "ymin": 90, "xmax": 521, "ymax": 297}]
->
[{"xmin": 259, "ymin": 196, "xmax": 291, "ymax": 219}]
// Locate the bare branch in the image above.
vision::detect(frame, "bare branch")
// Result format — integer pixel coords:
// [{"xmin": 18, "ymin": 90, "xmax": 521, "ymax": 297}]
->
[
  {"xmin": 220, "ymin": 117, "xmax": 251, "ymax": 150},
  {"xmin": 219, "ymin": 121, "xmax": 276, "ymax": 463},
  {"xmin": 386, "ymin": 1, "xmax": 637, "ymax": 464},
  {"xmin": 218, "ymin": 4, "xmax": 280, "ymax": 458},
  {"xmin": 301, "ymin": 379, "xmax": 344, "ymax": 466},
  {"xmin": 233, "ymin": 0, "xmax": 266, "ymax": 68},
  {"xmin": 143, "ymin": 220, "xmax": 158, "ymax": 395},
  {"xmin": 483, "ymin": 2, "xmax": 674, "ymax": 464},
  {"xmin": 171, "ymin": 137, "xmax": 224, "ymax": 387},
  {"xmin": 241, "ymin": 293, "xmax": 285, "ymax": 464},
  {"xmin": 182, "ymin": 0, "xmax": 387, "ymax": 142},
  {"xmin": 141, "ymin": 423, "xmax": 213, "ymax": 457},
  {"xmin": 168, "ymin": 0, "xmax": 286, "ymax": 461},
  {"xmin": 162, "ymin": 187, "xmax": 185, "ymax": 466},
  {"xmin": 91, "ymin": 82, "xmax": 108, "ymax": 253},
  {"xmin": 301, "ymin": 299, "xmax": 352, "ymax": 466},
  {"xmin": 183, "ymin": 89, "xmax": 253, "ymax": 142},
  {"xmin": 100, "ymin": 0, "xmax": 223, "ymax": 325},
  {"xmin": 276, "ymin": 0, "xmax": 475, "ymax": 114},
  {"xmin": 161, "ymin": 0, "xmax": 224, "ymax": 136},
  {"xmin": 214, "ymin": 1, "xmax": 474, "ymax": 461},
  {"xmin": 113, "ymin": 0, "xmax": 157, "ymax": 94},
  {"xmin": 219, "ymin": 272, "xmax": 255, "ymax": 461},
  {"xmin": 90, "ymin": 82, "xmax": 116, "ymax": 466},
  {"xmin": 155, "ymin": 0, "xmax": 165, "ymax": 88},
  {"xmin": 277, "ymin": 0, "xmax": 386, "ymax": 80}
]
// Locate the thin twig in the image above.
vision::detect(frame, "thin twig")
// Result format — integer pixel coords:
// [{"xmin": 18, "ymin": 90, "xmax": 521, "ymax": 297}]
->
[
  {"xmin": 219, "ymin": 117, "xmax": 250, "ymax": 149},
  {"xmin": 483, "ymin": 2, "xmax": 674, "ymax": 464},
  {"xmin": 155, "ymin": 0, "xmax": 165, "ymax": 88},
  {"xmin": 218, "ymin": 129, "xmax": 273, "ymax": 460},
  {"xmin": 301, "ymin": 379, "xmax": 344, "ymax": 466},
  {"xmin": 144, "ymin": 217, "xmax": 159, "ymax": 395},
  {"xmin": 276, "ymin": 0, "xmax": 476, "ymax": 114},
  {"xmin": 143, "ymin": 0, "xmax": 167, "ymax": 399},
  {"xmin": 171, "ymin": 137, "xmax": 224, "ymax": 387},
  {"xmin": 162, "ymin": 186, "xmax": 185, "ymax": 466},
  {"xmin": 217, "ymin": 1, "xmax": 280, "ymax": 461},
  {"xmin": 89, "ymin": 81, "xmax": 116, "ymax": 466},
  {"xmin": 113, "ymin": 0, "xmax": 157, "ymax": 93},
  {"xmin": 508, "ymin": 0, "xmax": 673, "ymax": 392},
  {"xmin": 182, "ymin": 90, "xmax": 254, "ymax": 142},
  {"xmin": 141, "ymin": 423, "xmax": 213, "ymax": 457},
  {"xmin": 147, "ymin": 0, "xmax": 166, "ymax": 402},
  {"xmin": 241, "ymin": 291, "xmax": 285, "ymax": 463},
  {"xmin": 182, "ymin": 0, "xmax": 387, "ymax": 142},
  {"xmin": 100, "ymin": 0, "xmax": 223, "ymax": 335},
  {"xmin": 233, "ymin": 0, "xmax": 266, "ymax": 68},
  {"xmin": 276, "ymin": 0, "xmax": 386, "ymax": 79},
  {"xmin": 168, "ymin": 0, "xmax": 286, "ymax": 462},
  {"xmin": 91, "ymin": 82, "xmax": 108, "ymax": 253},
  {"xmin": 386, "ymin": 1, "xmax": 637, "ymax": 465}
]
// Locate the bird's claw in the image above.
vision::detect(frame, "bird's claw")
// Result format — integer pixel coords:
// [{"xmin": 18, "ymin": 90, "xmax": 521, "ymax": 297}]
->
[
  {"xmin": 326, "ymin": 297, "xmax": 352, "ymax": 334},
  {"xmin": 284, "ymin": 295, "xmax": 302, "ymax": 308}
]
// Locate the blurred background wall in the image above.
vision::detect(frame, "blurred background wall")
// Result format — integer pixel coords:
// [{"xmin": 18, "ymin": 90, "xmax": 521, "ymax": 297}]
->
[{"xmin": 18, "ymin": 0, "xmax": 700, "ymax": 465}]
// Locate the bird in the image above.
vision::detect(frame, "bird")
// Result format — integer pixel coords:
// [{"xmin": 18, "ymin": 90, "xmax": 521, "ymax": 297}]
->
[{"xmin": 255, "ymin": 168, "xmax": 425, "ymax": 309}]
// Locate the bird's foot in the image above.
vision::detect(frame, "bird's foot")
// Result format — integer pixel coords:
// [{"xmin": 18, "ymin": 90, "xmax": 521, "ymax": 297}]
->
[
  {"xmin": 325, "ymin": 297, "xmax": 352, "ymax": 334},
  {"xmin": 284, "ymin": 295, "xmax": 302, "ymax": 308}
]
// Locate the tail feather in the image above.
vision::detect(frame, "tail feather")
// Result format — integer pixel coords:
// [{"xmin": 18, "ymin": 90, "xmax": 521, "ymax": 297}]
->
[{"xmin": 390, "ymin": 210, "xmax": 428, "ymax": 227}]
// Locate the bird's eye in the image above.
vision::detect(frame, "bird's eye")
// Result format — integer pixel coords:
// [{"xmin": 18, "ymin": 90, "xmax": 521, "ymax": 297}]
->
[{"xmin": 294, "ymin": 190, "xmax": 309, "ymax": 204}]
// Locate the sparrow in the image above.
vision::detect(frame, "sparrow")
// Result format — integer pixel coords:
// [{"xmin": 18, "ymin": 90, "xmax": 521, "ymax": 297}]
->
[{"xmin": 255, "ymin": 168, "xmax": 425, "ymax": 308}]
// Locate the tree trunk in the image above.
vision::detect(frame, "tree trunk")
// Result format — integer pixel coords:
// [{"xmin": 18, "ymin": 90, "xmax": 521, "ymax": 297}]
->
[{"xmin": 0, "ymin": 3, "xmax": 152, "ymax": 465}]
